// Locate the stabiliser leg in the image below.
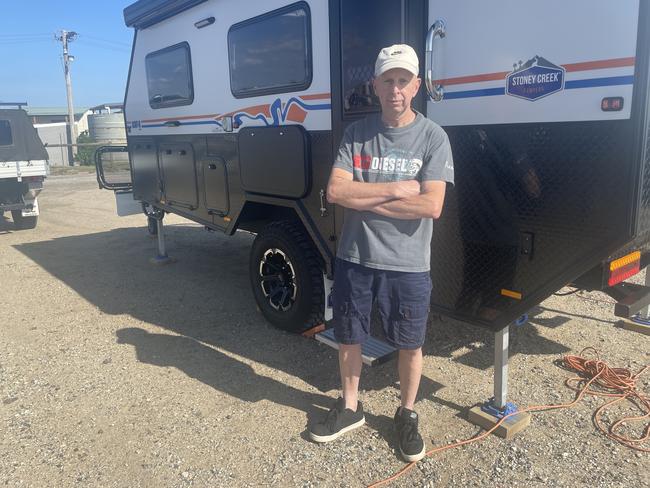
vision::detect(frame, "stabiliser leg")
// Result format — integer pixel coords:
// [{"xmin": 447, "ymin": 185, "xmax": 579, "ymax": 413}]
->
[
  {"xmin": 467, "ymin": 322, "xmax": 531, "ymax": 438},
  {"xmin": 148, "ymin": 209, "xmax": 175, "ymax": 266}
]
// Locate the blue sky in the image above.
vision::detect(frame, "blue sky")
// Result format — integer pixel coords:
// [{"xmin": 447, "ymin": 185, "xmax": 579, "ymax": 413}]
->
[{"xmin": 1, "ymin": 1, "xmax": 134, "ymax": 108}]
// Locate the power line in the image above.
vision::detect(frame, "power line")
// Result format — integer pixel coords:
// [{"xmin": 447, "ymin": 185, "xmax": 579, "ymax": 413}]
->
[
  {"xmin": 79, "ymin": 34, "xmax": 131, "ymax": 48},
  {"xmin": 0, "ymin": 33, "xmax": 51, "ymax": 38},
  {"xmin": 75, "ymin": 38, "xmax": 130, "ymax": 53},
  {"xmin": 0, "ymin": 39, "xmax": 55, "ymax": 45}
]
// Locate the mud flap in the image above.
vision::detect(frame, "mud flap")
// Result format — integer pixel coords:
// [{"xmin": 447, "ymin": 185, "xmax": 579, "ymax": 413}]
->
[
  {"xmin": 115, "ymin": 190, "xmax": 142, "ymax": 217},
  {"xmin": 20, "ymin": 198, "xmax": 39, "ymax": 217}
]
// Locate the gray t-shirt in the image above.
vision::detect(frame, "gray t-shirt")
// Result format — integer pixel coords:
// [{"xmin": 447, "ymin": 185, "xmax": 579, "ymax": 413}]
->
[{"xmin": 332, "ymin": 112, "xmax": 454, "ymax": 272}]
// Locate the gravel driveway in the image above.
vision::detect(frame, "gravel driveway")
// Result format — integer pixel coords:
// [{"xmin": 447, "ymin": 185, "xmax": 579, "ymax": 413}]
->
[{"xmin": 1, "ymin": 174, "xmax": 648, "ymax": 487}]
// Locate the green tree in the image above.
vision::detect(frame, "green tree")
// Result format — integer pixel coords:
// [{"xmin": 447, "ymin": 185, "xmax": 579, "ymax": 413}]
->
[{"xmin": 75, "ymin": 133, "xmax": 96, "ymax": 166}]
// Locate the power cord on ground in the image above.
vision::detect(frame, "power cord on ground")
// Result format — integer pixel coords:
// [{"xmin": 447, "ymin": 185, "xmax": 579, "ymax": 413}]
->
[{"xmin": 368, "ymin": 347, "xmax": 649, "ymax": 487}]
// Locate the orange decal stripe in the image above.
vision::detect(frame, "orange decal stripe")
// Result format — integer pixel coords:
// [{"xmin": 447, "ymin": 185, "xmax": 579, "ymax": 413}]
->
[
  {"xmin": 435, "ymin": 57, "xmax": 636, "ymax": 86},
  {"xmin": 301, "ymin": 92, "xmax": 331, "ymax": 100},
  {"xmin": 435, "ymin": 72, "xmax": 509, "ymax": 86},
  {"xmin": 563, "ymin": 57, "xmax": 635, "ymax": 72}
]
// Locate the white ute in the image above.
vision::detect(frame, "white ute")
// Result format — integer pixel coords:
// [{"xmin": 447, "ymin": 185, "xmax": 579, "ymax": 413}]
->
[{"xmin": 0, "ymin": 105, "xmax": 48, "ymax": 230}]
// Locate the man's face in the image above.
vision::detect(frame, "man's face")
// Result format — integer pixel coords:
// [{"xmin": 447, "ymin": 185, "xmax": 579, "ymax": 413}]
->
[{"xmin": 372, "ymin": 68, "xmax": 421, "ymax": 118}]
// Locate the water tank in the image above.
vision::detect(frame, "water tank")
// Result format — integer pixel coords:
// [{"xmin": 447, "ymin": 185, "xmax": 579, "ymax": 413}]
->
[
  {"xmin": 88, "ymin": 112, "xmax": 126, "ymax": 143},
  {"xmin": 88, "ymin": 112, "xmax": 128, "ymax": 166}
]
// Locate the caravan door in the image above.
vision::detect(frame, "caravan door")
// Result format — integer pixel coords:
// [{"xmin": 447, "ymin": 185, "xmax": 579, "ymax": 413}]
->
[
  {"xmin": 330, "ymin": 0, "xmax": 427, "ymax": 237},
  {"xmin": 425, "ymin": 1, "xmax": 637, "ymax": 126},
  {"xmin": 424, "ymin": 1, "xmax": 643, "ymax": 328}
]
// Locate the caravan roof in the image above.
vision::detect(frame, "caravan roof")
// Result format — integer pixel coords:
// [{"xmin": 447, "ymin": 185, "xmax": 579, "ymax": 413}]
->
[{"xmin": 124, "ymin": 0, "xmax": 208, "ymax": 29}]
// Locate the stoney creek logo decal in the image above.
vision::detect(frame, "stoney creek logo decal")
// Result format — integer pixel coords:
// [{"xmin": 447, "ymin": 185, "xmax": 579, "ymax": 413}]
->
[{"xmin": 506, "ymin": 55, "xmax": 565, "ymax": 101}]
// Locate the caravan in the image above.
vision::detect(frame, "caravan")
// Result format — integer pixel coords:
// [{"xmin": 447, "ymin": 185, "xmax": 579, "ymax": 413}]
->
[{"xmin": 97, "ymin": 0, "xmax": 650, "ymax": 337}]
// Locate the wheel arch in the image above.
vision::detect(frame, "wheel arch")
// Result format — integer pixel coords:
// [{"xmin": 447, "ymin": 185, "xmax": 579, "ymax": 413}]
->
[{"xmin": 229, "ymin": 196, "xmax": 334, "ymax": 276}]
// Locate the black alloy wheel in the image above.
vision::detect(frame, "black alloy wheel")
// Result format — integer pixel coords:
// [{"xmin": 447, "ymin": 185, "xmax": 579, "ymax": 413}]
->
[
  {"xmin": 250, "ymin": 221, "xmax": 324, "ymax": 332},
  {"xmin": 259, "ymin": 247, "xmax": 298, "ymax": 312}
]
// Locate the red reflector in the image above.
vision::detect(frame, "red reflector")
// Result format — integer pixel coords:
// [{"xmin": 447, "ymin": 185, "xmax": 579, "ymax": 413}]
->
[
  {"xmin": 608, "ymin": 261, "xmax": 640, "ymax": 286},
  {"xmin": 601, "ymin": 96, "xmax": 624, "ymax": 112}
]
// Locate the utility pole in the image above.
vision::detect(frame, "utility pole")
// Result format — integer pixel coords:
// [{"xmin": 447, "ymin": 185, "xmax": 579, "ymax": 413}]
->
[{"xmin": 56, "ymin": 30, "xmax": 77, "ymax": 166}]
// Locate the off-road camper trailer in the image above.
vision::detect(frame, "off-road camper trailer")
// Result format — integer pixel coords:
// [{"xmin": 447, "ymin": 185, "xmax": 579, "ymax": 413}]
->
[
  {"xmin": 0, "ymin": 104, "xmax": 48, "ymax": 230},
  {"xmin": 97, "ymin": 0, "xmax": 650, "ymax": 338}
]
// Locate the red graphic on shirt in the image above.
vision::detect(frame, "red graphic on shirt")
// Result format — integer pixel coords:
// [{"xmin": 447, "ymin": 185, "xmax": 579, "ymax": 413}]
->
[{"xmin": 353, "ymin": 155, "xmax": 372, "ymax": 170}]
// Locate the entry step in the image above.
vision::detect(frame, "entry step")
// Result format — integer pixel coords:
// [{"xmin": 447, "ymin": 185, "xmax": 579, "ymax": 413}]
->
[{"xmin": 314, "ymin": 328, "xmax": 397, "ymax": 366}]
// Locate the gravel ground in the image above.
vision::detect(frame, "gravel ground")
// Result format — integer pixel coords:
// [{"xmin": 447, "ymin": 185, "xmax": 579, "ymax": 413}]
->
[{"xmin": 1, "ymin": 174, "xmax": 648, "ymax": 487}]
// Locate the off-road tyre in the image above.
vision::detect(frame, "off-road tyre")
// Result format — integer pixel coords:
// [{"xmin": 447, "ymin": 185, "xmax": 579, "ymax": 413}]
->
[
  {"xmin": 250, "ymin": 220, "xmax": 324, "ymax": 333},
  {"xmin": 11, "ymin": 211, "xmax": 37, "ymax": 230}
]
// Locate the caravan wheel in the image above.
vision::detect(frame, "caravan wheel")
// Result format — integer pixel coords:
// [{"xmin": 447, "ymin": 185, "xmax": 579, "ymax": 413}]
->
[
  {"xmin": 250, "ymin": 221, "xmax": 324, "ymax": 333},
  {"xmin": 11, "ymin": 211, "xmax": 37, "ymax": 230}
]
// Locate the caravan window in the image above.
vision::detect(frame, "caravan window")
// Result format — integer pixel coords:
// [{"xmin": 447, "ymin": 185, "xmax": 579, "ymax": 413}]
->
[
  {"xmin": 0, "ymin": 120, "xmax": 12, "ymax": 146},
  {"xmin": 341, "ymin": 0, "xmax": 403, "ymax": 115},
  {"xmin": 145, "ymin": 42, "xmax": 194, "ymax": 109},
  {"xmin": 228, "ymin": 2, "xmax": 312, "ymax": 98}
]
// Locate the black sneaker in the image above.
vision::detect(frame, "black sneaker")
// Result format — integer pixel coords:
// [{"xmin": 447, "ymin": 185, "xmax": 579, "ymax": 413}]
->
[
  {"xmin": 394, "ymin": 406, "xmax": 425, "ymax": 462},
  {"xmin": 309, "ymin": 398, "xmax": 365, "ymax": 443}
]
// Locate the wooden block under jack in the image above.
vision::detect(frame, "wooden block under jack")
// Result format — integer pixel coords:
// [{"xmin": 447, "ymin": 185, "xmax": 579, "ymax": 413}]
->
[
  {"xmin": 617, "ymin": 318, "xmax": 650, "ymax": 336},
  {"xmin": 467, "ymin": 406, "xmax": 531, "ymax": 439}
]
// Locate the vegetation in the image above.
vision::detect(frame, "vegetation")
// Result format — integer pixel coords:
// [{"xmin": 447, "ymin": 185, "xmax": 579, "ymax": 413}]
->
[{"xmin": 75, "ymin": 133, "xmax": 96, "ymax": 166}]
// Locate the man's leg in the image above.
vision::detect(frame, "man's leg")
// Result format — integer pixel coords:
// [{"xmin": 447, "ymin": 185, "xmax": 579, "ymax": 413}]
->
[
  {"xmin": 308, "ymin": 260, "xmax": 370, "ymax": 443},
  {"xmin": 398, "ymin": 347, "xmax": 423, "ymax": 410},
  {"xmin": 340, "ymin": 343, "xmax": 363, "ymax": 411},
  {"xmin": 378, "ymin": 270, "xmax": 431, "ymax": 462}
]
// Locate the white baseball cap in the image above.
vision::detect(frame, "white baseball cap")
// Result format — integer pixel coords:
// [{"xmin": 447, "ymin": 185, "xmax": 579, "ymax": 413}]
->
[{"xmin": 374, "ymin": 44, "xmax": 419, "ymax": 77}]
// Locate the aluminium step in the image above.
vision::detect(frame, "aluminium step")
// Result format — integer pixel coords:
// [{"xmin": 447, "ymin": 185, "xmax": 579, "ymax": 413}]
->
[{"xmin": 314, "ymin": 328, "xmax": 397, "ymax": 366}]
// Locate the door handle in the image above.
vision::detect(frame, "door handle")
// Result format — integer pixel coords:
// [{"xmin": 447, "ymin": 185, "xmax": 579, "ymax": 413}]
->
[
  {"xmin": 163, "ymin": 120, "xmax": 181, "ymax": 127},
  {"xmin": 208, "ymin": 163, "xmax": 217, "ymax": 170},
  {"xmin": 425, "ymin": 19, "xmax": 446, "ymax": 102}
]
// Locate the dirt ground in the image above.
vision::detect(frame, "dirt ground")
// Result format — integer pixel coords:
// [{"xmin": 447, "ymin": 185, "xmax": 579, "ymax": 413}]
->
[{"xmin": 1, "ymin": 175, "xmax": 648, "ymax": 487}]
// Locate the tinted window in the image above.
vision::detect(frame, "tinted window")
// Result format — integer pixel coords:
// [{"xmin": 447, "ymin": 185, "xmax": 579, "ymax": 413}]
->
[
  {"xmin": 228, "ymin": 2, "xmax": 312, "ymax": 98},
  {"xmin": 145, "ymin": 42, "xmax": 193, "ymax": 108},
  {"xmin": 341, "ymin": 0, "xmax": 403, "ymax": 115},
  {"xmin": 0, "ymin": 120, "xmax": 12, "ymax": 146}
]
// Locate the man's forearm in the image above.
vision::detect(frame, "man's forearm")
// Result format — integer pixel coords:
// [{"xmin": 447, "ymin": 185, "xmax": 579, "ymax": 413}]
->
[
  {"xmin": 328, "ymin": 179, "xmax": 409, "ymax": 210},
  {"xmin": 334, "ymin": 193, "xmax": 399, "ymax": 211},
  {"xmin": 371, "ymin": 194, "xmax": 442, "ymax": 220}
]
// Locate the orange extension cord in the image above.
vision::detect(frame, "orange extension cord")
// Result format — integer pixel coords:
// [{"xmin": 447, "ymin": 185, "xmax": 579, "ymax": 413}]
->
[{"xmin": 368, "ymin": 347, "xmax": 649, "ymax": 488}]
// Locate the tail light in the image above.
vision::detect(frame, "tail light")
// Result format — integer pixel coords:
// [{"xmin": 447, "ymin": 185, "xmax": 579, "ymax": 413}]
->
[{"xmin": 608, "ymin": 251, "xmax": 641, "ymax": 287}]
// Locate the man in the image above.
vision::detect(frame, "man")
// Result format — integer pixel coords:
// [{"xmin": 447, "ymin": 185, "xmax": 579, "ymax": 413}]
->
[{"xmin": 308, "ymin": 44, "xmax": 454, "ymax": 462}]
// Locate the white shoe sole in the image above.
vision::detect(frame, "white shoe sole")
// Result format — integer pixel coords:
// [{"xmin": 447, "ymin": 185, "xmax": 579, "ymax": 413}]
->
[
  {"xmin": 400, "ymin": 443, "xmax": 426, "ymax": 463},
  {"xmin": 309, "ymin": 417, "xmax": 365, "ymax": 443}
]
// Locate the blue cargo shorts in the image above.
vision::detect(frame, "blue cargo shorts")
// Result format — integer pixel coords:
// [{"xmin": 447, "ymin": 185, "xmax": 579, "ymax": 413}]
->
[{"xmin": 332, "ymin": 258, "xmax": 432, "ymax": 350}]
